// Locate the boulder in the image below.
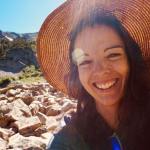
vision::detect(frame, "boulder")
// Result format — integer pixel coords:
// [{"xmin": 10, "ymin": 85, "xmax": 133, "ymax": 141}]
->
[
  {"xmin": 5, "ymin": 99, "xmax": 31, "ymax": 121},
  {"xmin": 0, "ymin": 100, "xmax": 12, "ymax": 114},
  {"xmin": 12, "ymin": 116, "xmax": 41, "ymax": 135},
  {"xmin": 8, "ymin": 133, "xmax": 46, "ymax": 150},
  {"xmin": 6, "ymin": 89, "xmax": 20, "ymax": 97},
  {"xmin": 19, "ymin": 92, "xmax": 34, "ymax": 105},
  {"xmin": 29, "ymin": 101, "xmax": 45, "ymax": 115},
  {"xmin": 0, "ymin": 137, "xmax": 7, "ymax": 150},
  {"xmin": 41, "ymin": 132, "xmax": 54, "ymax": 146},
  {"xmin": 45, "ymin": 117, "xmax": 58, "ymax": 131},
  {"xmin": 0, "ymin": 127, "xmax": 14, "ymax": 140},
  {"xmin": 11, "ymin": 99, "xmax": 32, "ymax": 117},
  {"xmin": 0, "ymin": 117, "xmax": 10, "ymax": 128},
  {"xmin": 7, "ymin": 97, "xmax": 15, "ymax": 102},
  {"xmin": 36, "ymin": 112, "xmax": 47, "ymax": 125},
  {"xmin": 34, "ymin": 126, "xmax": 47, "ymax": 136},
  {"xmin": 5, "ymin": 107, "xmax": 26, "ymax": 121},
  {"xmin": 0, "ymin": 94, "xmax": 7, "ymax": 100},
  {"xmin": 46, "ymin": 104, "xmax": 61, "ymax": 116},
  {"xmin": 61, "ymin": 101, "xmax": 77, "ymax": 112}
]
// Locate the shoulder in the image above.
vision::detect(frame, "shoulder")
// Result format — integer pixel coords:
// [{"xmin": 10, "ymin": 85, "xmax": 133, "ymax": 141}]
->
[{"xmin": 47, "ymin": 124, "xmax": 90, "ymax": 150}]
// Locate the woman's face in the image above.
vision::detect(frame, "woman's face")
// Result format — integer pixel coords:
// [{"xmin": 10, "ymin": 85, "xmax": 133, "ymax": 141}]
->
[{"xmin": 73, "ymin": 25, "xmax": 129, "ymax": 109}]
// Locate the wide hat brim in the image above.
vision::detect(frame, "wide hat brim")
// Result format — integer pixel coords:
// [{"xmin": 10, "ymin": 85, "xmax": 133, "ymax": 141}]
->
[{"xmin": 37, "ymin": 0, "xmax": 150, "ymax": 95}]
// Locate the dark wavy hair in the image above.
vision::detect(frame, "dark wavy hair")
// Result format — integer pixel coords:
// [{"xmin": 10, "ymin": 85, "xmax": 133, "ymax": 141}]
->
[{"xmin": 66, "ymin": 10, "xmax": 150, "ymax": 150}]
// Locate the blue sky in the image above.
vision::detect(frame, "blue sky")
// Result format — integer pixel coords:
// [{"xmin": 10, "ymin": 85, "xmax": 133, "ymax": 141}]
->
[{"xmin": 0, "ymin": 0, "xmax": 66, "ymax": 33}]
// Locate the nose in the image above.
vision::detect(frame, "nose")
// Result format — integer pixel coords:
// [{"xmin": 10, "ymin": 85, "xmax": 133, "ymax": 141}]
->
[{"xmin": 92, "ymin": 60, "xmax": 110, "ymax": 75}]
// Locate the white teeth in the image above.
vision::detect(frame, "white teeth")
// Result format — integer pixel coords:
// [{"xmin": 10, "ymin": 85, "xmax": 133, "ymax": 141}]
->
[{"xmin": 95, "ymin": 80, "xmax": 117, "ymax": 90}]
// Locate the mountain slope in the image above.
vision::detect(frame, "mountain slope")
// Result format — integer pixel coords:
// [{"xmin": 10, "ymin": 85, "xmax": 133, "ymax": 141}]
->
[{"xmin": 0, "ymin": 30, "xmax": 38, "ymax": 41}]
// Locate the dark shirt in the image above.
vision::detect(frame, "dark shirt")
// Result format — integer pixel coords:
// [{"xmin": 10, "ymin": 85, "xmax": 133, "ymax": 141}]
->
[{"xmin": 47, "ymin": 124, "xmax": 91, "ymax": 150}]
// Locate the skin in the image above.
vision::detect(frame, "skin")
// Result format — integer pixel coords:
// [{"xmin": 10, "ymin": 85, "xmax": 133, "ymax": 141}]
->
[{"xmin": 73, "ymin": 25, "xmax": 129, "ymax": 129}]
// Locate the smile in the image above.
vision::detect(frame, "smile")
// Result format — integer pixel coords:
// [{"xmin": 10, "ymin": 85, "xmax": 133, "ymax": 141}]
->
[{"xmin": 93, "ymin": 79, "xmax": 118, "ymax": 90}]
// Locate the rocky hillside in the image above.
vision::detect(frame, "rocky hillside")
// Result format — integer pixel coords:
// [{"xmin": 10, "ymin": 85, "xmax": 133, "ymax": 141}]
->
[
  {"xmin": 0, "ymin": 30, "xmax": 74, "ymax": 149},
  {"xmin": 0, "ymin": 82, "xmax": 77, "ymax": 150},
  {"xmin": 0, "ymin": 48, "xmax": 38, "ymax": 74},
  {"xmin": 0, "ymin": 30, "xmax": 39, "ymax": 82},
  {"xmin": 0, "ymin": 30, "xmax": 75, "ymax": 150},
  {"xmin": 0, "ymin": 30, "xmax": 37, "ymax": 42}
]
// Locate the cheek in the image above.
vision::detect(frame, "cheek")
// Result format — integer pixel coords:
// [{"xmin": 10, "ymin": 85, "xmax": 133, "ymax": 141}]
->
[
  {"xmin": 78, "ymin": 69, "xmax": 89, "ymax": 87},
  {"xmin": 113, "ymin": 59, "xmax": 129, "ymax": 79}
]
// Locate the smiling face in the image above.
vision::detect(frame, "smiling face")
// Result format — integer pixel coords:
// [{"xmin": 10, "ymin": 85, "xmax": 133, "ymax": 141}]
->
[{"xmin": 73, "ymin": 25, "xmax": 129, "ymax": 109}]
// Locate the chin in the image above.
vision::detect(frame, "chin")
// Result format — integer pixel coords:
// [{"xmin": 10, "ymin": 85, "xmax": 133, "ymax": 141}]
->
[{"xmin": 93, "ymin": 93, "xmax": 123, "ymax": 108}]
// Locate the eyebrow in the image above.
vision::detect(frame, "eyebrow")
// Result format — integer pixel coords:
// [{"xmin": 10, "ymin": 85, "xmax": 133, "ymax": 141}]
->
[{"xmin": 104, "ymin": 45, "xmax": 124, "ymax": 52}]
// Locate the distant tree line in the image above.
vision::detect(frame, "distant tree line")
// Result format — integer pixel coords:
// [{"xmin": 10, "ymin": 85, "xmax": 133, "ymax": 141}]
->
[{"xmin": 0, "ymin": 38, "xmax": 36, "ymax": 58}]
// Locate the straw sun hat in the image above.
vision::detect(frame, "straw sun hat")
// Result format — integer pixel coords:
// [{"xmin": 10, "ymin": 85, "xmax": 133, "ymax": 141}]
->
[{"xmin": 37, "ymin": 0, "xmax": 150, "ymax": 95}]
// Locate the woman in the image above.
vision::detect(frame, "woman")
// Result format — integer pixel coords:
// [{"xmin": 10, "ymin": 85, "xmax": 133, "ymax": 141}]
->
[
  {"xmin": 37, "ymin": 0, "xmax": 150, "ymax": 149},
  {"xmin": 67, "ymin": 11, "xmax": 150, "ymax": 150}
]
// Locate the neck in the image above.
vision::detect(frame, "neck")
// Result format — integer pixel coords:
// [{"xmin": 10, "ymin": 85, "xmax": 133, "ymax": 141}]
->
[{"xmin": 96, "ymin": 103, "xmax": 119, "ymax": 130}]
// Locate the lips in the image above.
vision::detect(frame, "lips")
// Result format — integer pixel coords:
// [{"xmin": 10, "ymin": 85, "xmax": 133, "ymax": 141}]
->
[{"xmin": 93, "ymin": 78, "xmax": 118, "ymax": 90}]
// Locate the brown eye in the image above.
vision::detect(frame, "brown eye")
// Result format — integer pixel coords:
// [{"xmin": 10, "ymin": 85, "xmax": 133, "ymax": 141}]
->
[
  {"xmin": 79, "ymin": 60, "xmax": 92, "ymax": 66},
  {"xmin": 108, "ymin": 53, "xmax": 121, "ymax": 57},
  {"xmin": 107, "ymin": 53, "xmax": 122, "ymax": 60}
]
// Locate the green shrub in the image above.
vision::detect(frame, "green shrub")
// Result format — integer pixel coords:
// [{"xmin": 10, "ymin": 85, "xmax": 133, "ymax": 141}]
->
[
  {"xmin": 19, "ymin": 65, "xmax": 42, "ymax": 79},
  {"xmin": 0, "ymin": 38, "xmax": 36, "ymax": 59},
  {"xmin": 0, "ymin": 76, "xmax": 15, "ymax": 87}
]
